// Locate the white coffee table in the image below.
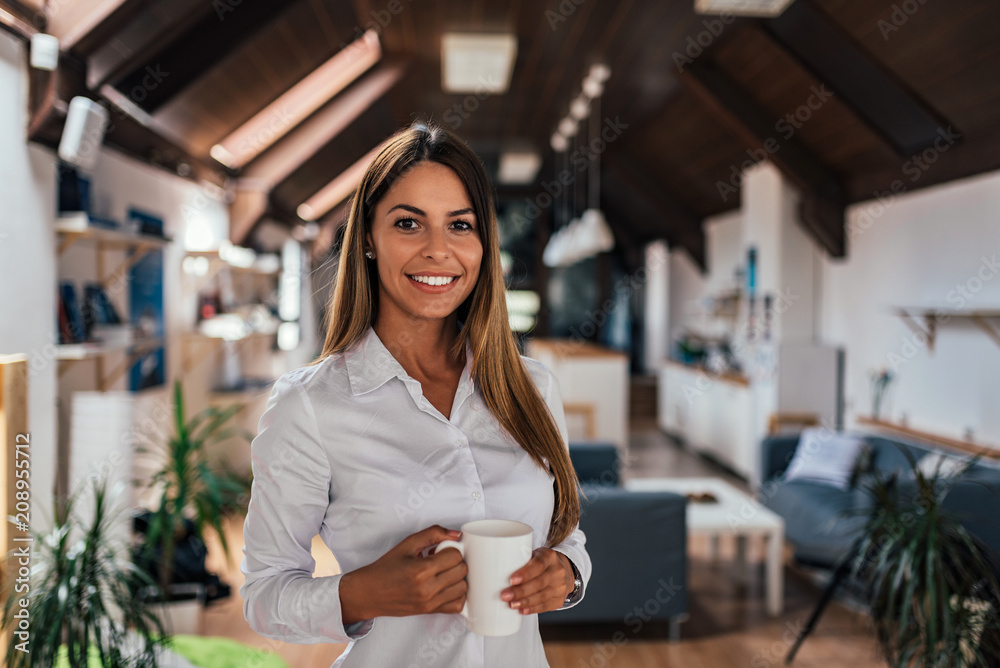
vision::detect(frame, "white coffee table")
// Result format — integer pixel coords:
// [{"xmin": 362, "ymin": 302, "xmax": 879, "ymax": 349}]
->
[{"xmin": 625, "ymin": 476, "xmax": 786, "ymax": 616}]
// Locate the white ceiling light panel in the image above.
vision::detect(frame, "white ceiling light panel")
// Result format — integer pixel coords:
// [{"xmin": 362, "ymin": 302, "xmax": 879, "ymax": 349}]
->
[{"xmin": 441, "ymin": 33, "xmax": 518, "ymax": 94}]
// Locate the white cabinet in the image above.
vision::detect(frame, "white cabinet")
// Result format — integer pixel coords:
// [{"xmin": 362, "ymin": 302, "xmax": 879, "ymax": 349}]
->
[
  {"xmin": 658, "ymin": 361, "xmax": 755, "ymax": 479},
  {"xmin": 525, "ymin": 339, "xmax": 630, "ymax": 453}
]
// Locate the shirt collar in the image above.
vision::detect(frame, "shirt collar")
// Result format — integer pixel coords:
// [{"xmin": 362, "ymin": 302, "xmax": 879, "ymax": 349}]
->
[{"xmin": 345, "ymin": 325, "xmax": 475, "ymax": 399}]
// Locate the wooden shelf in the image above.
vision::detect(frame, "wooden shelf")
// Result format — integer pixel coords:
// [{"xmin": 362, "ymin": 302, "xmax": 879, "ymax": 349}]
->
[
  {"xmin": 663, "ymin": 358, "xmax": 750, "ymax": 387},
  {"xmin": 56, "ymin": 337, "xmax": 165, "ymax": 391},
  {"xmin": 857, "ymin": 416, "xmax": 1000, "ymax": 461},
  {"xmin": 891, "ymin": 306, "xmax": 1000, "ymax": 352},
  {"xmin": 56, "ymin": 213, "xmax": 172, "ymax": 287}
]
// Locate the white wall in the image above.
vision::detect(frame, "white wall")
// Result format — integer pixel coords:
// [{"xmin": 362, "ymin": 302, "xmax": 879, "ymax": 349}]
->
[
  {"xmin": 0, "ymin": 32, "xmax": 59, "ymax": 523},
  {"xmin": 821, "ymin": 169, "xmax": 1000, "ymax": 447},
  {"xmin": 668, "ymin": 210, "xmax": 741, "ymax": 346}
]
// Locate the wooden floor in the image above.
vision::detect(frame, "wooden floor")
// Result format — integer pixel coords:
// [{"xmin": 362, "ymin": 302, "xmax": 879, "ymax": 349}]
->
[{"xmin": 199, "ymin": 415, "xmax": 887, "ymax": 667}]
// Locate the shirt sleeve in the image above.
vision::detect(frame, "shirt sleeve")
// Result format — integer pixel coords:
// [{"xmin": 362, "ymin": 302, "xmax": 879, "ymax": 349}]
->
[
  {"xmin": 240, "ymin": 373, "xmax": 375, "ymax": 643},
  {"xmin": 542, "ymin": 366, "xmax": 593, "ymax": 611}
]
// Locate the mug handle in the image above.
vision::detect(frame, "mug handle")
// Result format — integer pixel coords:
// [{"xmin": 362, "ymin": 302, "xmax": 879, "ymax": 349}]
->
[{"xmin": 432, "ymin": 539, "xmax": 468, "ymax": 619}]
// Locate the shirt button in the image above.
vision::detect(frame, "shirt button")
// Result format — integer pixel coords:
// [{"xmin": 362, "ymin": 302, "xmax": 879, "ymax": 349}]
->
[{"xmin": 472, "ymin": 491, "xmax": 481, "ymax": 500}]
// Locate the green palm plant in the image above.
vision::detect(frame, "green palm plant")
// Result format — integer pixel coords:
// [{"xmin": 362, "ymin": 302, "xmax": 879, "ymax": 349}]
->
[
  {"xmin": 849, "ymin": 448, "xmax": 1000, "ymax": 667},
  {"xmin": 2, "ymin": 477, "xmax": 165, "ymax": 668},
  {"xmin": 136, "ymin": 380, "xmax": 251, "ymax": 596}
]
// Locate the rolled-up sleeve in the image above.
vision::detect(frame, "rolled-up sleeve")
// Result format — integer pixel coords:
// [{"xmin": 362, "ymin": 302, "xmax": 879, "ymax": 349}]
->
[
  {"xmin": 240, "ymin": 373, "xmax": 375, "ymax": 643},
  {"xmin": 541, "ymin": 366, "xmax": 593, "ymax": 610}
]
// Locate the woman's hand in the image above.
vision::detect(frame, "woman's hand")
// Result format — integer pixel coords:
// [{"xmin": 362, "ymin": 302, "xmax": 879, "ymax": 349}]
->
[
  {"xmin": 340, "ymin": 525, "xmax": 467, "ymax": 624},
  {"xmin": 500, "ymin": 547, "xmax": 575, "ymax": 615}
]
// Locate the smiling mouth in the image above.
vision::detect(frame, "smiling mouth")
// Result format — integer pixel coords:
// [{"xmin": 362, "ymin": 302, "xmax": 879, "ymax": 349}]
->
[{"xmin": 407, "ymin": 275, "xmax": 458, "ymax": 286}]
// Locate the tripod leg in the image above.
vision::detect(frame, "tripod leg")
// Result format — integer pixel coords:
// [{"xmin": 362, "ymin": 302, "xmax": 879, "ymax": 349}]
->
[{"xmin": 785, "ymin": 559, "xmax": 852, "ymax": 664}]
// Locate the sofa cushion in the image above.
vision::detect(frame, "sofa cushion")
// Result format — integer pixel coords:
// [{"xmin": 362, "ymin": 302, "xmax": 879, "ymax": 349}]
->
[
  {"xmin": 763, "ymin": 479, "xmax": 871, "ymax": 566},
  {"xmin": 783, "ymin": 428, "xmax": 867, "ymax": 490},
  {"xmin": 865, "ymin": 436, "xmax": 930, "ymax": 475},
  {"xmin": 568, "ymin": 442, "xmax": 620, "ymax": 486},
  {"xmin": 914, "ymin": 451, "xmax": 969, "ymax": 479},
  {"xmin": 541, "ymin": 483, "xmax": 687, "ymax": 624}
]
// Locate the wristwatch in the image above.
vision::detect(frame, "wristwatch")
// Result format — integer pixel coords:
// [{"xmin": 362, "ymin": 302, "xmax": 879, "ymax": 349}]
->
[{"xmin": 563, "ymin": 559, "xmax": 582, "ymax": 606}]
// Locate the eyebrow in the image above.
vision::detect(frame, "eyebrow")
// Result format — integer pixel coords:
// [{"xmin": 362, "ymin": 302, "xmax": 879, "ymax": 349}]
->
[{"xmin": 387, "ymin": 203, "xmax": 475, "ymax": 217}]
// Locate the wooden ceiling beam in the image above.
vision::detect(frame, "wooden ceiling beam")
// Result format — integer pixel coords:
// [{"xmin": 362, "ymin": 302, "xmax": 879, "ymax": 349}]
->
[
  {"xmin": 113, "ymin": 0, "xmax": 295, "ymax": 114},
  {"xmin": 0, "ymin": 1, "xmax": 41, "ymax": 38},
  {"xmin": 44, "ymin": 0, "xmax": 146, "ymax": 53},
  {"xmin": 680, "ymin": 60, "xmax": 845, "ymax": 257},
  {"xmin": 603, "ymin": 153, "xmax": 706, "ymax": 270},
  {"xmin": 26, "ymin": 53, "xmax": 226, "ymax": 187},
  {"xmin": 761, "ymin": 1, "xmax": 951, "ymax": 157},
  {"xmin": 84, "ymin": 0, "xmax": 212, "ymax": 90},
  {"xmin": 229, "ymin": 62, "xmax": 406, "ymax": 245}
]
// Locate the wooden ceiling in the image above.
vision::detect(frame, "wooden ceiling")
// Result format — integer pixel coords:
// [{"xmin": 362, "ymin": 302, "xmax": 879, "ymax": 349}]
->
[{"xmin": 11, "ymin": 0, "xmax": 1000, "ymax": 269}]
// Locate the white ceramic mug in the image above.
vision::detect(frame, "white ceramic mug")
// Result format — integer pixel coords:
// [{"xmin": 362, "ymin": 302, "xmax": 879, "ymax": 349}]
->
[{"xmin": 432, "ymin": 519, "xmax": 535, "ymax": 636}]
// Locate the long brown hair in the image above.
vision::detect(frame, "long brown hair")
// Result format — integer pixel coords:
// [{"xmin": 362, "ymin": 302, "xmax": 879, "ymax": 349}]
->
[{"xmin": 310, "ymin": 122, "xmax": 580, "ymax": 547}]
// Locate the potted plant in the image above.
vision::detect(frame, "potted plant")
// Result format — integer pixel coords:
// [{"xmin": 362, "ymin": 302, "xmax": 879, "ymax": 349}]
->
[
  {"xmin": 2, "ymin": 477, "xmax": 165, "ymax": 668},
  {"xmin": 133, "ymin": 380, "xmax": 251, "ymax": 634},
  {"xmin": 848, "ymin": 448, "xmax": 1000, "ymax": 666}
]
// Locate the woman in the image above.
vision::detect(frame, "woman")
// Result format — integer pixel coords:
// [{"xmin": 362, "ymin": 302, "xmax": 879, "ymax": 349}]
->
[{"xmin": 241, "ymin": 122, "xmax": 591, "ymax": 667}]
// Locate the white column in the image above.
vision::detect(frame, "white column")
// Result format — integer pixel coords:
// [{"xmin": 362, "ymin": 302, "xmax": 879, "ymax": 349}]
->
[{"xmin": 643, "ymin": 240, "xmax": 670, "ymax": 374}]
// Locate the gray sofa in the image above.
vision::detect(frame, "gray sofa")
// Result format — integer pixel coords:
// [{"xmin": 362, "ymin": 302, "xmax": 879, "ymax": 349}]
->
[
  {"xmin": 760, "ymin": 432, "xmax": 1000, "ymax": 567},
  {"xmin": 539, "ymin": 442, "xmax": 688, "ymax": 636}
]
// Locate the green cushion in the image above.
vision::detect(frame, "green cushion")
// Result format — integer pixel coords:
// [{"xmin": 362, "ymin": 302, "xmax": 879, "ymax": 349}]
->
[{"xmin": 54, "ymin": 635, "xmax": 289, "ymax": 668}]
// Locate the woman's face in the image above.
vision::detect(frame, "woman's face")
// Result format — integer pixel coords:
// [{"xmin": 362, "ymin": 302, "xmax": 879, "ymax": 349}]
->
[{"xmin": 366, "ymin": 161, "xmax": 484, "ymax": 326}]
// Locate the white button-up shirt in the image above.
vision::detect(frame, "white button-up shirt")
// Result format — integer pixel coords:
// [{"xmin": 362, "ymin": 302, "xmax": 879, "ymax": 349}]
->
[{"xmin": 240, "ymin": 326, "xmax": 591, "ymax": 667}]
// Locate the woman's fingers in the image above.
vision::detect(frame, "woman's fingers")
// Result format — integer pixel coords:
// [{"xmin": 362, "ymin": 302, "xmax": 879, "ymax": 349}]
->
[
  {"xmin": 434, "ymin": 555, "xmax": 468, "ymax": 587},
  {"xmin": 432, "ymin": 578, "xmax": 468, "ymax": 613},
  {"xmin": 508, "ymin": 549, "xmax": 547, "ymax": 586},
  {"xmin": 510, "ymin": 589, "xmax": 562, "ymax": 615},
  {"xmin": 500, "ymin": 548, "xmax": 570, "ymax": 614}
]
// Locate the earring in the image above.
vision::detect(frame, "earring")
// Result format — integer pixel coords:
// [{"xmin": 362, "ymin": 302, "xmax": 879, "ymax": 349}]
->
[{"xmin": 365, "ymin": 250, "xmax": 374, "ymax": 259}]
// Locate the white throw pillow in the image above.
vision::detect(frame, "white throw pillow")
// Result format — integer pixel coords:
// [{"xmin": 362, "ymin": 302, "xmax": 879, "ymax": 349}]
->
[
  {"xmin": 783, "ymin": 427, "xmax": 867, "ymax": 490},
  {"xmin": 915, "ymin": 451, "xmax": 968, "ymax": 480}
]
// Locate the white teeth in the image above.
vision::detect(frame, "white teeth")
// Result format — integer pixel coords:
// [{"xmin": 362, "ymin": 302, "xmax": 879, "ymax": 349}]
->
[{"xmin": 410, "ymin": 275, "xmax": 456, "ymax": 286}]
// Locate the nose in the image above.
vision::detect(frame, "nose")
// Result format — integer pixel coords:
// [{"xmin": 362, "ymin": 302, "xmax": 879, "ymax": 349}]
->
[{"xmin": 422, "ymin": 226, "xmax": 451, "ymax": 260}]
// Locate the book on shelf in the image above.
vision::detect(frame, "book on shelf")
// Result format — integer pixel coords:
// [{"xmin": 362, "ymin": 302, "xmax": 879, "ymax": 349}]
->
[
  {"xmin": 57, "ymin": 292, "xmax": 73, "ymax": 344},
  {"xmin": 83, "ymin": 282, "xmax": 123, "ymax": 328},
  {"xmin": 59, "ymin": 281, "xmax": 85, "ymax": 344}
]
